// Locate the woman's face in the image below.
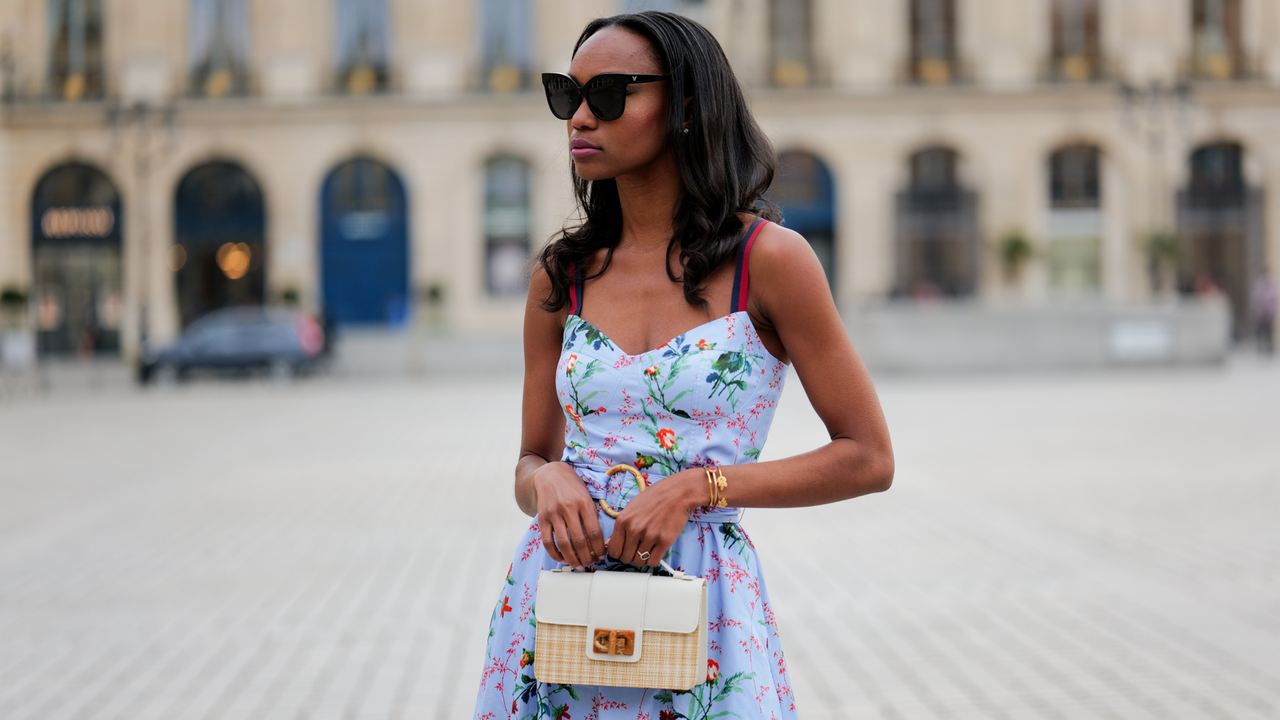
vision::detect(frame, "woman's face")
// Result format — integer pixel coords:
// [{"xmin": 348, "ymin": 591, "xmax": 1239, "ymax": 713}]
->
[{"xmin": 565, "ymin": 27, "xmax": 671, "ymax": 182}]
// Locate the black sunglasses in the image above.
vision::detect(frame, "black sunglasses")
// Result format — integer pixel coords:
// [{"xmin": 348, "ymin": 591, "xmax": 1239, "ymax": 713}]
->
[{"xmin": 541, "ymin": 72, "xmax": 670, "ymax": 121}]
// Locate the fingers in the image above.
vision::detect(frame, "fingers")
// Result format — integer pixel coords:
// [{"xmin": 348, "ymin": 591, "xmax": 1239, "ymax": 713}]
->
[
  {"xmin": 610, "ymin": 520, "xmax": 644, "ymax": 566},
  {"xmin": 550, "ymin": 516, "xmax": 586, "ymax": 568},
  {"xmin": 583, "ymin": 515, "xmax": 607, "ymax": 560},
  {"xmin": 539, "ymin": 517, "xmax": 564, "ymax": 564}
]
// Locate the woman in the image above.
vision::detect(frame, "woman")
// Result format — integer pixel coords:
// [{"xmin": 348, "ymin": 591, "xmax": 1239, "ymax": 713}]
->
[{"xmin": 474, "ymin": 12, "xmax": 893, "ymax": 719}]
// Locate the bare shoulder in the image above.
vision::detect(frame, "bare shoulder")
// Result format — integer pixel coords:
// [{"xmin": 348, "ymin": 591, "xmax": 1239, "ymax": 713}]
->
[
  {"xmin": 747, "ymin": 220, "xmax": 828, "ymax": 295},
  {"xmin": 525, "ymin": 264, "xmax": 568, "ymax": 331}
]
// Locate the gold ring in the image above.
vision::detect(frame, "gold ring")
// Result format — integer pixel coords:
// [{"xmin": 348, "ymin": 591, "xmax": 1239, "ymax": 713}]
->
[{"xmin": 597, "ymin": 464, "xmax": 646, "ymax": 518}]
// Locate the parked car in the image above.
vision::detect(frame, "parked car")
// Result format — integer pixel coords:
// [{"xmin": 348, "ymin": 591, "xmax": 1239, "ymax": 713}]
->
[{"xmin": 137, "ymin": 306, "xmax": 325, "ymax": 384}]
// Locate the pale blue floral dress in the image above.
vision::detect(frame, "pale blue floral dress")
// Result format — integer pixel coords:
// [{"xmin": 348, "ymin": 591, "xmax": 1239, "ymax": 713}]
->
[{"xmin": 474, "ymin": 220, "xmax": 800, "ymax": 720}]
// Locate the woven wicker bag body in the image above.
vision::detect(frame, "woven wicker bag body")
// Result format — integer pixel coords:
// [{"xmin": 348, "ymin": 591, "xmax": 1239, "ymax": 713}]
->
[{"xmin": 534, "ymin": 564, "xmax": 708, "ymax": 691}]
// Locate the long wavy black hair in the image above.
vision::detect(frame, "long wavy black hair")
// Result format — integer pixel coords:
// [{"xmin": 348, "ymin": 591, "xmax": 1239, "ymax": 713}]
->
[{"xmin": 537, "ymin": 11, "xmax": 779, "ymax": 312}]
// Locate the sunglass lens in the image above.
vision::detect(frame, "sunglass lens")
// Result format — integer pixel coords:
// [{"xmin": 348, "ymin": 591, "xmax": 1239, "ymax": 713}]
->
[
  {"xmin": 586, "ymin": 77, "xmax": 626, "ymax": 120},
  {"xmin": 543, "ymin": 77, "xmax": 579, "ymax": 119}
]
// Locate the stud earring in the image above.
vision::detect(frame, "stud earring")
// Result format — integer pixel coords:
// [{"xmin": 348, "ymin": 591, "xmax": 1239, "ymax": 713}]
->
[{"xmin": 682, "ymin": 128, "xmax": 690, "ymax": 134}]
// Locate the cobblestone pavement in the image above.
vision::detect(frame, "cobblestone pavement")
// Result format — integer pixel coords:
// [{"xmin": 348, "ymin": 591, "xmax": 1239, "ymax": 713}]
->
[{"xmin": 1, "ymin": 358, "xmax": 1278, "ymax": 720}]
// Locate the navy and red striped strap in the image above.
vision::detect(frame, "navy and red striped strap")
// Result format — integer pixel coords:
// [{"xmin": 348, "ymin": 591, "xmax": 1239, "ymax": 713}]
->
[
  {"xmin": 568, "ymin": 263, "xmax": 585, "ymax": 316},
  {"xmin": 730, "ymin": 219, "xmax": 768, "ymax": 314}
]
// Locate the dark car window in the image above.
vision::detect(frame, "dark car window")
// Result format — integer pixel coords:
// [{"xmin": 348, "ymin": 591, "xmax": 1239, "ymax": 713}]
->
[{"xmin": 190, "ymin": 325, "xmax": 241, "ymax": 354}]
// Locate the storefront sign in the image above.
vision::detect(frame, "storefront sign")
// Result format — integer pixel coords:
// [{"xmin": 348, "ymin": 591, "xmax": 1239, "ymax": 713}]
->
[{"xmin": 40, "ymin": 207, "xmax": 116, "ymax": 239}]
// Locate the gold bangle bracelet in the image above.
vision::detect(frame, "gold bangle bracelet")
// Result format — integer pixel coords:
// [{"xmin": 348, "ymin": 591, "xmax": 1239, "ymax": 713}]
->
[{"xmin": 713, "ymin": 466, "xmax": 729, "ymax": 508}]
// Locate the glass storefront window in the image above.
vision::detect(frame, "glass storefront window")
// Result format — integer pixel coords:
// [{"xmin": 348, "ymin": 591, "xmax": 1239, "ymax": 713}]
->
[
  {"xmin": 484, "ymin": 156, "xmax": 532, "ymax": 296},
  {"xmin": 30, "ymin": 163, "xmax": 123, "ymax": 357}
]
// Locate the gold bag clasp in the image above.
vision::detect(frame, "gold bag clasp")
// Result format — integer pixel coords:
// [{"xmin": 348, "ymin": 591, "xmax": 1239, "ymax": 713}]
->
[{"xmin": 592, "ymin": 628, "xmax": 635, "ymax": 656}]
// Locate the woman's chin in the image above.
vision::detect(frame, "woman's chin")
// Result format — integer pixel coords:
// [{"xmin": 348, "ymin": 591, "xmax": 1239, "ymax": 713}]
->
[{"xmin": 572, "ymin": 160, "xmax": 616, "ymax": 182}]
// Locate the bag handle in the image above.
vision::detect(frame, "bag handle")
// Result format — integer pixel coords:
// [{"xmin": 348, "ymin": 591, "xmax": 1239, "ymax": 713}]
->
[
  {"xmin": 549, "ymin": 558, "xmax": 694, "ymax": 580},
  {"xmin": 597, "ymin": 464, "xmax": 647, "ymax": 519}
]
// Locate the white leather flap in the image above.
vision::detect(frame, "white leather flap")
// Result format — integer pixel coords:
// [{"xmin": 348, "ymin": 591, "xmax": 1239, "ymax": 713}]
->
[
  {"xmin": 587, "ymin": 571, "xmax": 649, "ymax": 662},
  {"xmin": 643, "ymin": 573, "xmax": 703, "ymax": 633},
  {"xmin": 534, "ymin": 569, "xmax": 592, "ymax": 625},
  {"xmin": 535, "ymin": 569, "xmax": 705, "ymax": 634}
]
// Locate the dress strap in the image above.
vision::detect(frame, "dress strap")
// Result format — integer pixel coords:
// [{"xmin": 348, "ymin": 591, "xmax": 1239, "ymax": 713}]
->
[
  {"xmin": 568, "ymin": 263, "xmax": 585, "ymax": 315},
  {"xmin": 730, "ymin": 219, "xmax": 769, "ymax": 314}
]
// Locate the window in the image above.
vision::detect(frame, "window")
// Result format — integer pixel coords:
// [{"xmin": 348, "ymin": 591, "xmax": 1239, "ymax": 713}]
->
[
  {"xmin": 1049, "ymin": 145, "xmax": 1100, "ymax": 209},
  {"xmin": 1050, "ymin": 0, "xmax": 1101, "ymax": 82},
  {"xmin": 895, "ymin": 147, "xmax": 979, "ymax": 297},
  {"xmin": 48, "ymin": 0, "xmax": 104, "ymax": 101},
  {"xmin": 1048, "ymin": 145, "xmax": 1103, "ymax": 294},
  {"xmin": 189, "ymin": 0, "xmax": 250, "ymax": 98},
  {"xmin": 334, "ymin": 0, "xmax": 390, "ymax": 94},
  {"xmin": 1192, "ymin": 0, "xmax": 1243, "ymax": 80},
  {"xmin": 770, "ymin": 0, "xmax": 812, "ymax": 87},
  {"xmin": 1178, "ymin": 142, "xmax": 1259, "ymax": 337},
  {"xmin": 909, "ymin": 0, "xmax": 956, "ymax": 85},
  {"xmin": 770, "ymin": 151, "xmax": 836, "ymax": 289},
  {"xmin": 484, "ymin": 156, "xmax": 532, "ymax": 296},
  {"xmin": 479, "ymin": 0, "xmax": 532, "ymax": 92},
  {"xmin": 1187, "ymin": 142, "xmax": 1244, "ymax": 202}
]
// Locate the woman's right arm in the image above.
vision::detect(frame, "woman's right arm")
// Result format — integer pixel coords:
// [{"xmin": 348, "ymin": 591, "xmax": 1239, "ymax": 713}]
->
[{"xmin": 514, "ymin": 267, "xmax": 606, "ymax": 569}]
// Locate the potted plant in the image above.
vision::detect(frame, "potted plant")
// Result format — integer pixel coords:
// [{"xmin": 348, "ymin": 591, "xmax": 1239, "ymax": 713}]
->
[
  {"xmin": 0, "ymin": 285, "xmax": 34, "ymax": 370},
  {"xmin": 998, "ymin": 230, "xmax": 1034, "ymax": 284},
  {"xmin": 0, "ymin": 285, "xmax": 27, "ymax": 329},
  {"xmin": 1142, "ymin": 230, "xmax": 1180, "ymax": 296}
]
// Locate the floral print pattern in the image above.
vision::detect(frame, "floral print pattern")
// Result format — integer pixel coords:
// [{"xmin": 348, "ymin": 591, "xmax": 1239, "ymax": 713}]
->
[{"xmin": 474, "ymin": 311, "xmax": 796, "ymax": 720}]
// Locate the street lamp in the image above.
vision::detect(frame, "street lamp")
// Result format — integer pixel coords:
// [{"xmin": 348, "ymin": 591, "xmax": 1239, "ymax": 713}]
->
[
  {"xmin": 1118, "ymin": 80, "xmax": 1193, "ymax": 295},
  {"xmin": 107, "ymin": 100, "xmax": 177, "ymax": 358}
]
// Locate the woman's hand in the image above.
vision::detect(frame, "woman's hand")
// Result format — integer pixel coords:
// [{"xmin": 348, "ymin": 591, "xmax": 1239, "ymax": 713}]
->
[
  {"xmin": 533, "ymin": 462, "xmax": 606, "ymax": 569},
  {"xmin": 606, "ymin": 469, "xmax": 705, "ymax": 568}
]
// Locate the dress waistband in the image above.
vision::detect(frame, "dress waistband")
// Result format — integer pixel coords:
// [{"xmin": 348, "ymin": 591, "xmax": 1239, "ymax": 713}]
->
[{"xmin": 569, "ymin": 460, "xmax": 744, "ymax": 525}]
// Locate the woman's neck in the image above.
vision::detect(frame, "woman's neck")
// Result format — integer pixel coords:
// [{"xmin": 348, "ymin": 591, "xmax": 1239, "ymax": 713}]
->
[{"xmin": 614, "ymin": 150, "xmax": 682, "ymax": 254}]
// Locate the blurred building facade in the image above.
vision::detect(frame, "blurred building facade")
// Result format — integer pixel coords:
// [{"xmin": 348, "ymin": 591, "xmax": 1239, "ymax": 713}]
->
[{"xmin": 2, "ymin": 0, "xmax": 1279, "ymax": 361}]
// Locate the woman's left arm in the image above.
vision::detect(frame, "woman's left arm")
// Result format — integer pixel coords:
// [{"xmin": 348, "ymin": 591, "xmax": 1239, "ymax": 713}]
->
[{"xmin": 605, "ymin": 223, "xmax": 894, "ymax": 566}]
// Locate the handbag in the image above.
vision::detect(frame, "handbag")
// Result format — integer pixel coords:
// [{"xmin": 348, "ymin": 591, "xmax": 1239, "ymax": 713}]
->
[{"xmin": 533, "ymin": 465, "xmax": 709, "ymax": 691}]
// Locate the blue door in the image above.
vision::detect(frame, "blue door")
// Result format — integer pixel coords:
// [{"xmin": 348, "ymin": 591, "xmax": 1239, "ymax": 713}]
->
[
  {"xmin": 320, "ymin": 158, "xmax": 409, "ymax": 326},
  {"xmin": 770, "ymin": 151, "xmax": 836, "ymax": 291}
]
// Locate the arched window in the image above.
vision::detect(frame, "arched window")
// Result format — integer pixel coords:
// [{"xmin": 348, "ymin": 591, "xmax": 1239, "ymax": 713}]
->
[
  {"xmin": 895, "ymin": 146, "xmax": 978, "ymax": 297},
  {"xmin": 173, "ymin": 161, "xmax": 265, "ymax": 326},
  {"xmin": 334, "ymin": 0, "xmax": 390, "ymax": 95},
  {"xmin": 770, "ymin": 0, "xmax": 813, "ymax": 87},
  {"xmin": 1050, "ymin": 0, "xmax": 1101, "ymax": 82},
  {"xmin": 909, "ymin": 0, "xmax": 957, "ymax": 85},
  {"xmin": 1049, "ymin": 145, "xmax": 1101, "ymax": 209},
  {"xmin": 321, "ymin": 157, "xmax": 410, "ymax": 325},
  {"xmin": 1187, "ymin": 142, "xmax": 1244, "ymax": 200},
  {"xmin": 1047, "ymin": 145, "xmax": 1103, "ymax": 293},
  {"xmin": 1192, "ymin": 0, "xmax": 1243, "ymax": 80},
  {"xmin": 770, "ymin": 151, "xmax": 835, "ymax": 289},
  {"xmin": 479, "ymin": 0, "xmax": 532, "ymax": 92},
  {"xmin": 484, "ymin": 156, "xmax": 532, "ymax": 296},
  {"xmin": 31, "ymin": 163, "xmax": 122, "ymax": 356},
  {"xmin": 48, "ymin": 0, "xmax": 104, "ymax": 101},
  {"xmin": 1177, "ymin": 142, "xmax": 1260, "ymax": 336},
  {"xmin": 189, "ymin": 0, "xmax": 250, "ymax": 98}
]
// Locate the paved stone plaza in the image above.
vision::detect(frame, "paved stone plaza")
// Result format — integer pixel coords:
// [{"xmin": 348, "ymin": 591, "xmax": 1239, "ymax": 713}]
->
[{"xmin": 1, "ymin": 359, "xmax": 1278, "ymax": 720}]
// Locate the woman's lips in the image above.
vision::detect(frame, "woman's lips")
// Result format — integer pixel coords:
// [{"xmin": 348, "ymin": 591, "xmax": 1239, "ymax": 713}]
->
[{"xmin": 570, "ymin": 139, "xmax": 601, "ymax": 158}]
